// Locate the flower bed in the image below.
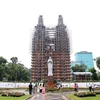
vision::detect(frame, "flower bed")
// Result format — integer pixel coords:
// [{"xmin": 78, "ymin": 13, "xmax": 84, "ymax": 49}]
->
[
  {"xmin": 74, "ymin": 91, "xmax": 100, "ymax": 97},
  {"xmin": 74, "ymin": 92, "xmax": 96, "ymax": 97},
  {"xmin": 1, "ymin": 92, "xmax": 25, "ymax": 97},
  {"xmin": 46, "ymin": 87, "xmax": 58, "ymax": 92},
  {"xmin": 46, "ymin": 87, "xmax": 73, "ymax": 92},
  {"xmin": 95, "ymin": 91, "xmax": 100, "ymax": 94}
]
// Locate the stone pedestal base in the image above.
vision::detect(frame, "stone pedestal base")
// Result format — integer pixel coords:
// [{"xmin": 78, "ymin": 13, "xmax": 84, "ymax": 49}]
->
[{"xmin": 46, "ymin": 76, "xmax": 56, "ymax": 88}]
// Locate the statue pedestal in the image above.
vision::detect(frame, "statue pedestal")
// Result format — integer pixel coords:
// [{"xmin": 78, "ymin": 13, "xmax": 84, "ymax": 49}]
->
[{"xmin": 46, "ymin": 76, "xmax": 56, "ymax": 88}]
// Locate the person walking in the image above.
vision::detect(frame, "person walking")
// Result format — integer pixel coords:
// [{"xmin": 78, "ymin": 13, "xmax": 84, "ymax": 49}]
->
[
  {"xmin": 76, "ymin": 84, "xmax": 78, "ymax": 92},
  {"xmin": 29, "ymin": 82, "xmax": 32, "ymax": 95},
  {"xmin": 74, "ymin": 83, "xmax": 77, "ymax": 92},
  {"xmin": 42, "ymin": 84, "xmax": 45, "ymax": 94},
  {"xmin": 40, "ymin": 84, "xmax": 42, "ymax": 93},
  {"xmin": 33, "ymin": 83, "xmax": 35, "ymax": 93},
  {"xmin": 88, "ymin": 83, "xmax": 92, "ymax": 92},
  {"xmin": 92, "ymin": 83, "xmax": 95, "ymax": 91},
  {"xmin": 57, "ymin": 84, "xmax": 61, "ymax": 90},
  {"xmin": 34, "ymin": 82, "xmax": 37, "ymax": 93},
  {"xmin": 37, "ymin": 83, "xmax": 40, "ymax": 93}
]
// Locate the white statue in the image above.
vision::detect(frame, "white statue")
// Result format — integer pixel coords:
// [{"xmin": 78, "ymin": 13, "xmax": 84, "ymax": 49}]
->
[{"xmin": 47, "ymin": 56, "xmax": 53, "ymax": 76}]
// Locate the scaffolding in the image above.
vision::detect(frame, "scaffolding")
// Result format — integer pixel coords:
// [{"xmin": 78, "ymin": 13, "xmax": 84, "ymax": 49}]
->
[{"xmin": 31, "ymin": 15, "xmax": 70, "ymax": 82}]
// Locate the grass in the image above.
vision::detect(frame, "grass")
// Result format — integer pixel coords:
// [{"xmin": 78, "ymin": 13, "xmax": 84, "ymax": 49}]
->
[
  {"xmin": 0, "ymin": 94, "xmax": 30, "ymax": 100},
  {"xmin": 67, "ymin": 94, "xmax": 100, "ymax": 100}
]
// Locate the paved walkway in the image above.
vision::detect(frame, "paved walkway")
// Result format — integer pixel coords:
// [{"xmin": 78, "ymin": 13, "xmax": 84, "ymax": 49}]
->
[{"xmin": 29, "ymin": 92, "xmax": 70, "ymax": 100}]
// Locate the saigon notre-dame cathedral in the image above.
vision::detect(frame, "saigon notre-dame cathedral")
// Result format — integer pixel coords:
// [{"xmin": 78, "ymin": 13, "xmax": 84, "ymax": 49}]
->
[{"xmin": 31, "ymin": 15, "xmax": 70, "ymax": 82}]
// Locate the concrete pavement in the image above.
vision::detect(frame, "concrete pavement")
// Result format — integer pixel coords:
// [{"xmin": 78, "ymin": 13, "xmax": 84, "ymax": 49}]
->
[{"xmin": 29, "ymin": 92, "xmax": 69, "ymax": 100}]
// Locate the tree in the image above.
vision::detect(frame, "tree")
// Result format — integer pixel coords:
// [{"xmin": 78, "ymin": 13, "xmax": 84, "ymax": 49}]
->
[
  {"xmin": 97, "ymin": 72, "xmax": 100, "ymax": 80},
  {"xmin": 0, "ymin": 57, "xmax": 7, "ymax": 81},
  {"xmin": 16, "ymin": 63, "xmax": 30, "ymax": 82},
  {"xmin": 72, "ymin": 64, "xmax": 87, "ymax": 72},
  {"xmin": 96, "ymin": 57, "xmax": 100, "ymax": 69},
  {"xmin": 0, "ymin": 56, "xmax": 30, "ymax": 82},
  {"xmin": 88, "ymin": 67, "xmax": 97, "ymax": 80},
  {"xmin": 7, "ymin": 62, "xmax": 16, "ymax": 81},
  {"xmin": 0, "ymin": 63, "xmax": 9, "ymax": 81},
  {"xmin": 0, "ymin": 57, "xmax": 7, "ymax": 65},
  {"xmin": 10, "ymin": 57, "xmax": 18, "ymax": 64}
]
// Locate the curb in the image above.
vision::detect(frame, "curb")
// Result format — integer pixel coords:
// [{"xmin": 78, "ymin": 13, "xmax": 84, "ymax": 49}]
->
[{"xmin": 25, "ymin": 95, "xmax": 33, "ymax": 100}]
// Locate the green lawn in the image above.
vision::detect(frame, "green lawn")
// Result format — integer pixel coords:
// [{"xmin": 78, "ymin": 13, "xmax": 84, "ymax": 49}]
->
[
  {"xmin": 0, "ymin": 94, "xmax": 30, "ymax": 100},
  {"xmin": 67, "ymin": 94, "xmax": 100, "ymax": 100}
]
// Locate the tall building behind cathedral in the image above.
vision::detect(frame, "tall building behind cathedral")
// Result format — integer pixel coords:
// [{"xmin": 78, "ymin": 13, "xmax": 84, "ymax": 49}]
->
[{"xmin": 31, "ymin": 15, "xmax": 70, "ymax": 82}]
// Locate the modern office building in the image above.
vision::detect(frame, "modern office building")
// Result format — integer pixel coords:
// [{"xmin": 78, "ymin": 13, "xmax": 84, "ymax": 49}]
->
[
  {"xmin": 31, "ymin": 15, "xmax": 70, "ymax": 82},
  {"xmin": 74, "ymin": 51, "xmax": 94, "ymax": 70},
  {"xmin": 71, "ymin": 61, "xmax": 83, "ymax": 67}
]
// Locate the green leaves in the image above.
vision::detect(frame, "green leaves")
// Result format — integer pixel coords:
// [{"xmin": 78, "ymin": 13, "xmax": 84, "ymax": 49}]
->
[
  {"xmin": 10, "ymin": 57, "xmax": 18, "ymax": 64},
  {"xmin": 0, "ymin": 57, "xmax": 30, "ymax": 82},
  {"xmin": 72, "ymin": 64, "xmax": 87, "ymax": 72},
  {"xmin": 0, "ymin": 56, "xmax": 7, "ymax": 65},
  {"xmin": 88, "ymin": 68, "xmax": 97, "ymax": 80},
  {"xmin": 96, "ymin": 57, "xmax": 100, "ymax": 69}
]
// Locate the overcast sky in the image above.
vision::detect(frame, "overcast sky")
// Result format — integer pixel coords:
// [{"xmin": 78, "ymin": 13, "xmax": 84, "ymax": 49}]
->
[{"xmin": 0, "ymin": 0, "xmax": 100, "ymax": 68}]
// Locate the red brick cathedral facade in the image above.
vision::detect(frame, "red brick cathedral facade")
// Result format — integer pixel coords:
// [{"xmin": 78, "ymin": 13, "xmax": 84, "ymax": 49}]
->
[{"xmin": 31, "ymin": 15, "xmax": 70, "ymax": 82}]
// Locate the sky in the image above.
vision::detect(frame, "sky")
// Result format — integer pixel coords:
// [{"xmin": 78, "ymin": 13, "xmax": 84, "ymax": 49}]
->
[{"xmin": 0, "ymin": 0, "xmax": 100, "ymax": 68}]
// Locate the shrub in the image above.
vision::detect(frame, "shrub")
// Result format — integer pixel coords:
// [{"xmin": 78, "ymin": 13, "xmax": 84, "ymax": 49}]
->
[
  {"xmin": 1, "ymin": 92, "xmax": 8, "ymax": 96},
  {"xmin": 60, "ymin": 88, "xmax": 73, "ymax": 92},
  {"xmin": 46, "ymin": 87, "xmax": 58, "ymax": 92},
  {"xmin": 74, "ymin": 92, "xmax": 96, "ymax": 97},
  {"xmin": 1, "ymin": 92, "xmax": 25, "ymax": 97},
  {"xmin": 13, "ymin": 92, "xmax": 25, "ymax": 97},
  {"xmin": 95, "ymin": 91, "xmax": 100, "ymax": 94}
]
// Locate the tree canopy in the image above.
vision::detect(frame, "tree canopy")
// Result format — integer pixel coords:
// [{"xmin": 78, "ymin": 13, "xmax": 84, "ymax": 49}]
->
[
  {"xmin": 10, "ymin": 57, "xmax": 18, "ymax": 64},
  {"xmin": 0, "ymin": 56, "xmax": 30, "ymax": 82},
  {"xmin": 72, "ymin": 64, "xmax": 87, "ymax": 72},
  {"xmin": 0, "ymin": 57, "xmax": 7, "ymax": 65},
  {"xmin": 88, "ymin": 67, "xmax": 97, "ymax": 80},
  {"xmin": 96, "ymin": 57, "xmax": 100, "ymax": 69}
]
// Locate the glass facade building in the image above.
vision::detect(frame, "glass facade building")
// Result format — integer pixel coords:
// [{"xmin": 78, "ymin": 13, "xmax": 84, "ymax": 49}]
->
[
  {"xmin": 75, "ymin": 51, "xmax": 94, "ymax": 70},
  {"xmin": 71, "ymin": 61, "xmax": 83, "ymax": 67}
]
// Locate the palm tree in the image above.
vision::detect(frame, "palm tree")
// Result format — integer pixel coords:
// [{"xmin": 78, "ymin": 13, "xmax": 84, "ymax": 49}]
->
[{"xmin": 10, "ymin": 57, "xmax": 18, "ymax": 64}]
